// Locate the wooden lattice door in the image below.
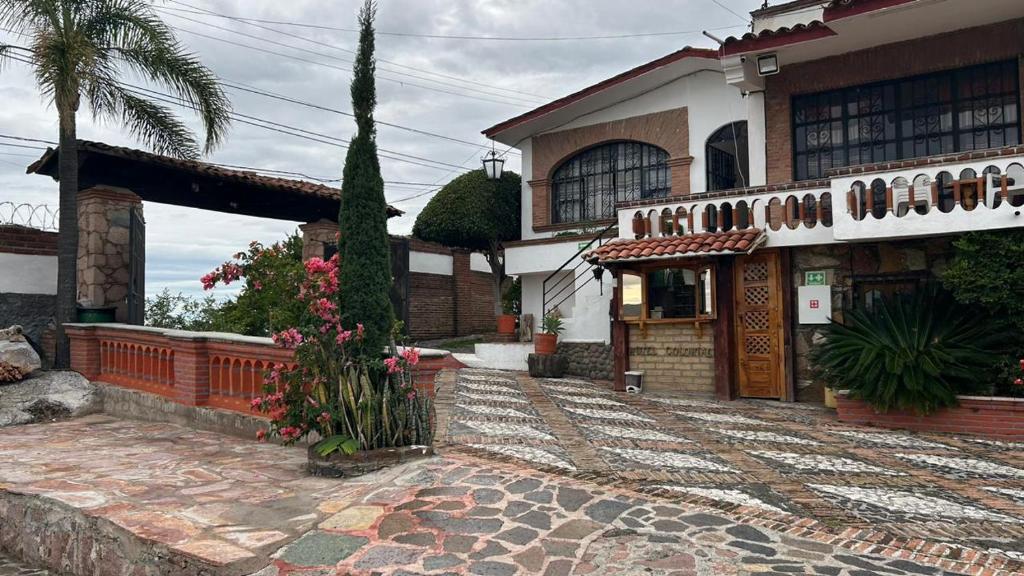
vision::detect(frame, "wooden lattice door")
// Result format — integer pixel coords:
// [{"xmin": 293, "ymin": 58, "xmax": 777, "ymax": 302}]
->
[{"xmin": 734, "ymin": 251, "xmax": 785, "ymax": 399}]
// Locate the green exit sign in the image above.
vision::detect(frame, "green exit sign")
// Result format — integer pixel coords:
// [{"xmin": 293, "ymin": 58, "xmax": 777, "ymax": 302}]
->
[{"xmin": 805, "ymin": 271, "xmax": 827, "ymax": 286}]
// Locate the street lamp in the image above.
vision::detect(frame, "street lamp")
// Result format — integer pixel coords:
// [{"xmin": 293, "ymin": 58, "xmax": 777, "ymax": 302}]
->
[{"xmin": 482, "ymin": 145, "xmax": 505, "ymax": 180}]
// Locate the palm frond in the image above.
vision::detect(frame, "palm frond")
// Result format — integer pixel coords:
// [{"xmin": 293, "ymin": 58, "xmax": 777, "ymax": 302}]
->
[{"xmin": 91, "ymin": 83, "xmax": 199, "ymax": 159}]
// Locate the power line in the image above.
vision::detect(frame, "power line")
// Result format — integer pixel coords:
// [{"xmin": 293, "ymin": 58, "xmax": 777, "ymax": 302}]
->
[
  {"xmin": 163, "ymin": 24, "xmax": 537, "ymax": 109},
  {"xmin": 159, "ymin": 5, "xmax": 745, "ymax": 42},
  {"xmin": 219, "ymin": 80, "xmax": 519, "ymax": 155},
  {"xmin": 0, "ymin": 133, "xmax": 56, "ymax": 145},
  {"xmin": 0, "ymin": 51, "xmax": 479, "ymax": 174},
  {"xmin": 160, "ymin": 1, "xmax": 550, "ymax": 101},
  {"xmin": 157, "ymin": 8, "xmax": 545, "ymax": 106},
  {"xmin": 0, "ymin": 142, "xmax": 47, "ymax": 151},
  {"xmin": 707, "ymin": 0, "xmax": 751, "ymax": 24},
  {"xmin": 124, "ymin": 84, "xmax": 473, "ymax": 173}
]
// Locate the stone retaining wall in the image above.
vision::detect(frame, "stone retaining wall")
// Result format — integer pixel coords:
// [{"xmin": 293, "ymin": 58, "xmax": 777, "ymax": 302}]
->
[
  {"xmin": 556, "ymin": 341, "xmax": 613, "ymax": 381},
  {"xmin": 836, "ymin": 393, "xmax": 1024, "ymax": 440}
]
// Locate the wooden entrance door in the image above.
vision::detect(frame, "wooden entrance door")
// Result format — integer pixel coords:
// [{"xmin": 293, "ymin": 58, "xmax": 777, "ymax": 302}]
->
[{"xmin": 734, "ymin": 251, "xmax": 785, "ymax": 399}]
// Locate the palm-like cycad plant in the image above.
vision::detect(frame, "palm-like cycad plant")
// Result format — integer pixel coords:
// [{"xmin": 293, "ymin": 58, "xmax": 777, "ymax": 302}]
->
[
  {"xmin": 811, "ymin": 287, "xmax": 1001, "ymax": 415},
  {"xmin": 0, "ymin": 0, "xmax": 230, "ymax": 366}
]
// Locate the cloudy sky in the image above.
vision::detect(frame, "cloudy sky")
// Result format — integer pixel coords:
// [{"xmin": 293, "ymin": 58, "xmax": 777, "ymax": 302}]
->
[{"xmin": 0, "ymin": 0, "xmax": 762, "ymax": 298}]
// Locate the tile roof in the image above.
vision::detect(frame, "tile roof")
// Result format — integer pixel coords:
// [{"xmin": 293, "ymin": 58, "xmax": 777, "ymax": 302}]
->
[
  {"xmin": 27, "ymin": 140, "xmax": 403, "ymax": 217},
  {"xmin": 585, "ymin": 229, "xmax": 765, "ymax": 265},
  {"xmin": 722, "ymin": 21, "xmax": 836, "ymax": 56},
  {"xmin": 483, "ymin": 47, "xmax": 719, "ymax": 138}
]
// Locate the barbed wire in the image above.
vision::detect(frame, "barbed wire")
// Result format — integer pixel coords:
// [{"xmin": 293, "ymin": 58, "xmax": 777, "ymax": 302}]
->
[{"xmin": 0, "ymin": 202, "xmax": 59, "ymax": 231}]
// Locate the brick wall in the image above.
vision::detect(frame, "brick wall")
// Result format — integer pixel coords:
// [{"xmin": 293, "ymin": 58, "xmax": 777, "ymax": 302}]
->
[
  {"xmin": 626, "ymin": 322, "xmax": 715, "ymax": 395},
  {"xmin": 0, "ymin": 225, "xmax": 58, "ymax": 364},
  {"xmin": 528, "ymin": 107, "xmax": 693, "ymax": 231},
  {"xmin": 405, "ymin": 243, "xmax": 496, "ymax": 341},
  {"xmin": 408, "ymin": 272, "xmax": 455, "ymax": 340},
  {"xmin": 0, "ymin": 225, "xmax": 58, "ymax": 256},
  {"xmin": 453, "ymin": 251, "xmax": 496, "ymax": 337},
  {"xmin": 765, "ymin": 18, "xmax": 1024, "ymax": 184},
  {"xmin": 836, "ymin": 394, "xmax": 1024, "ymax": 441}
]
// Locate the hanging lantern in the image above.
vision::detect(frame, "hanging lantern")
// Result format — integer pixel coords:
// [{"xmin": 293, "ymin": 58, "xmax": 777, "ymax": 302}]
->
[{"xmin": 482, "ymin": 149, "xmax": 505, "ymax": 180}]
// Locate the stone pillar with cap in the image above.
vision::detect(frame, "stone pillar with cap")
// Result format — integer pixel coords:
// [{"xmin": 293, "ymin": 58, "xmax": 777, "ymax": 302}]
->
[
  {"xmin": 299, "ymin": 219, "xmax": 338, "ymax": 261},
  {"xmin": 77, "ymin": 186, "xmax": 143, "ymax": 323}
]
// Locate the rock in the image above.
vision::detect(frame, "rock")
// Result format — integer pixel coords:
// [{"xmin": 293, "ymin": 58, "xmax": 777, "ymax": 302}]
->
[
  {"xmin": 0, "ymin": 371, "xmax": 100, "ymax": 427},
  {"xmin": 528, "ymin": 353, "xmax": 567, "ymax": 378},
  {"xmin": 0, "ymin": 326, "xmax": 42, "ymax": 381}
]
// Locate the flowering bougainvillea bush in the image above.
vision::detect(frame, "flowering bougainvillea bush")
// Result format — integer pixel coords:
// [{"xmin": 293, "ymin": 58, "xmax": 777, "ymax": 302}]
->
[
  {"xmin": 199, "ymin": 234, "xmax": 306, "ymax": 336},
  {"xmin": 249, "ymin": 253, "xmax": 432, "ymax": 453}
]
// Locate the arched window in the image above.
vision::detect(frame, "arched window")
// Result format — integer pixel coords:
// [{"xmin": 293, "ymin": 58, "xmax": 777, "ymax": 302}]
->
[
  {"xmin": 551, "ymin": 141, "xmax": 670, "ymax": 224},
  {"xmin": 706, "ymin": 121, "xmax": 749, "ymax": 191}
]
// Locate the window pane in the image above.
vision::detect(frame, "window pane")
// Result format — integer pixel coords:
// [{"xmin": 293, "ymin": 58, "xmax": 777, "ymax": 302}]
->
[
  {"xmin": 791, "ymin": 59, "xmax": 1020, "ymax": 181},
  {"xmin": 646, "ymin": 268, "xmax": 696, "ymax": 319},
  {"xmin": 699, "ymin": 268, "xmax": 714, "ymax": 316},
  {"xmin": 621, "ymin": 273, "xmax": 642, "ymax": 319}
]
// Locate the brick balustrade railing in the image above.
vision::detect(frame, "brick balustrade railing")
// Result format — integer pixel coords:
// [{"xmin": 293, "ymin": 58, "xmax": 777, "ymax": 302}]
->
[{"xmin": 66, "ymin": 323, "xmax": 461, "ymax": 414}]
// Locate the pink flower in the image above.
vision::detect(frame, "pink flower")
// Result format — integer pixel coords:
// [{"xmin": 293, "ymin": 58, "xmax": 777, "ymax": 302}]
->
[
  {"xmin": 200, "ymin": 272, "xmax": 217, "ymax": 290},
  {"xmin": 250, "ymin": 396, "xmax": 263, "ymax": 410},
  {"xmin": 272, "ymin": 328, "xmax": 304, "ymax": 349},
  {"xmin": 384, "ymin": 356, "xmax": 402, "ymax": 374},
  {"xmin": 356, "ymin": 324, "xmax": 365, "ymax": 339},
  {"xmin": 252, "ymin": 281, "xmax": 263, "ymax": 291},
  {"xmin": 401, "ymin": 347, "xmax": 420, "ymax": 366},
  {"xmin": 317, "ymin": 411, "xmax": 331, "ymax": 424},
  {"xmin": 1015, "ymin": 378, "xmax": 1023, "ymax": 387},
  {"xmin": 336, "ymin": 330, "xmax": 352, "ymax": 345},
  {"xmin": 256, "ymin": 429, "xmax": 267, "ymax": 442}
]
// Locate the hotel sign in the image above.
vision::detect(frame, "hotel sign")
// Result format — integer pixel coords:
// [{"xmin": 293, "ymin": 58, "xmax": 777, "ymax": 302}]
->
[{"xmin": 629, "ymin": 346, "xmax": 714, "ymax": 358}]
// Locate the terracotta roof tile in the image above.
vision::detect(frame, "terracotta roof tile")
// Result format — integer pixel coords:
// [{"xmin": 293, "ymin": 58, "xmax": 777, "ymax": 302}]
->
[
  {"xmin": 722, "ymin": 21, "xmax": 836, "ymax": 56},
  {"xmin": 585, "ymin": 229, "xmax": 765, "ymax": 265},
  {"xmin": 27, "ymin": 140, "xmax": 403, "ymax": 217}
]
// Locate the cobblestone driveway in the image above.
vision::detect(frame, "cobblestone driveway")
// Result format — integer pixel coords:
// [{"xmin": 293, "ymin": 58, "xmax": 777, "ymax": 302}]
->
[{"xmin": 438, "ymin": 369, "xmax": 1024, "ymax": 571}]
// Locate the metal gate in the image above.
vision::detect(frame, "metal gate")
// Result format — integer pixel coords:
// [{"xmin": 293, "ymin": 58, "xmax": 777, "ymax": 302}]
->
[{"xmin": 127, "ymin": 207, "xmax": 145, "ymax": 325}]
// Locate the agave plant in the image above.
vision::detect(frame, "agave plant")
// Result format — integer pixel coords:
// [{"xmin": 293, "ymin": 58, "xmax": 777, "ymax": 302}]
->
[{"xmin": 811, "ymin": 287, "xmax": 1001, "ymax": 415}]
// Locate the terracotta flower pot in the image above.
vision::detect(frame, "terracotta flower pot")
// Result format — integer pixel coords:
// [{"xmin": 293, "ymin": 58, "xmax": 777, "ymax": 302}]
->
[
  {"xmin": 535, "ymin": 333, "xmax": 558, "ymax": 355},
  {"xmin": 496, "ymin": 314, "xmax": 516, "ymax": 335}
]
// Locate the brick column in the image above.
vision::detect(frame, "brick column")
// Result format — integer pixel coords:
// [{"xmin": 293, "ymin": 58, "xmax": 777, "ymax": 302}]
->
[
  {"xmin": 170, "ymin": 335, "xmax": 209, "ymax": 406},
  {"xmin": 66, "ymin": 325, "xmax": 100, "ymax": 380},
  {"xmin": 299, "ymin": 219, "xmax": 338, "ymax": 261},
  {"xmin": 77, "ymin": 187, "xmax": 143, "ymax": 322}
]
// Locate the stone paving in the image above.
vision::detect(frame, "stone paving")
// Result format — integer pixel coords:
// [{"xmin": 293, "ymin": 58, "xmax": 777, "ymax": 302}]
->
[
  {"xmin": 439, "ymin": 368, "xmax": 1024, "ymax": 573},
  {"xmin": 1, "ymin": 369, "xmax": 1023, "ymax": 575}
]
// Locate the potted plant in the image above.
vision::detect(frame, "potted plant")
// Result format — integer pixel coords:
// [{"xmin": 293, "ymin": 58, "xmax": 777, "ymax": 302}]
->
[
  {"xmin": 496, "ymin": 279, "xmax": 520, "ymax": 335},
  {"xmin": 535, "ymin": 312, "xmax": 563, "ymax": 355}
]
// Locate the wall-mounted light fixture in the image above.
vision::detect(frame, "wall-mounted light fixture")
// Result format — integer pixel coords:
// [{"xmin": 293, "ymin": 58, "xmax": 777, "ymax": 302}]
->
[{"xmin": 756, "ymin": 53, "xmax": 780, "ymax": 76}]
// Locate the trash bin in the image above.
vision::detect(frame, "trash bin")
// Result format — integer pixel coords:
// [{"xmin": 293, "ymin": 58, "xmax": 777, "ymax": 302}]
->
[{"xmin": 77, "ymin": 306, "xmax": 118, "ymax": 323}]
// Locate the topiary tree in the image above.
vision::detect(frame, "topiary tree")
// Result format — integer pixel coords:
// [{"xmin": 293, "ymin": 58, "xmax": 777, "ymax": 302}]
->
[
  {"xmin": 337, "ymin": 0, "xmax": 393, "ymax": 356},
  {"xmin": 413, "ymin": 169, "xmax": 521, "ymax": 315}
]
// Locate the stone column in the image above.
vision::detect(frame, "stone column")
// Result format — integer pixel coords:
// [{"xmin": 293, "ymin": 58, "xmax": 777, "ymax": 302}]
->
[
  {"xmin": 299, "ymin": 219, "xmax": 338, "ymax": 261},
  {"xmin": 77, "ymin": 187, "xmax": 143, "ymax": 323}
]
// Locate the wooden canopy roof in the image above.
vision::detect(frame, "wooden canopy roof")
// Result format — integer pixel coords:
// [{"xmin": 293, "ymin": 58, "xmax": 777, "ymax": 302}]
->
[{"xmin": 27, "ymin": 140, "xmax": 402, "ymax": 222}]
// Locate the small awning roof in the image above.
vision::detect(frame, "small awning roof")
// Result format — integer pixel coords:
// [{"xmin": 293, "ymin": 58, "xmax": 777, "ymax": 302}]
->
[
  {"xmin": 27, "ymin": 140, "xmax": 403, "ymax": 222},
  {"xmin": 585, "ymin": 229, "xmax": 765, "ymax": 265}
]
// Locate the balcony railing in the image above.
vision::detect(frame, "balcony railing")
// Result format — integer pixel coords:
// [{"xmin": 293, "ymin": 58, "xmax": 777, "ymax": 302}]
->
[
  {"xmin": 830, "ymin": 154, "xmax": 1024, "ymax": 241},
  {"xmin": 618, "ymin": 186, "xmax": 835, "ymax": 247}
]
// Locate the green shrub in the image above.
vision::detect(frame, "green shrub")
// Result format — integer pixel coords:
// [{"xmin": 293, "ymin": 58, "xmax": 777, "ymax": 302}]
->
[{"xmin": 811, "ymin": 287, "xmax": 1002, "ymax": 414}]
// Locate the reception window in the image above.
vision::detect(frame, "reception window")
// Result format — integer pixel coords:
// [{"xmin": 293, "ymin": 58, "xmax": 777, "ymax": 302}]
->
[{"xmin": 619, "ymin": 265, "xmax": 715, "ymax": 322}]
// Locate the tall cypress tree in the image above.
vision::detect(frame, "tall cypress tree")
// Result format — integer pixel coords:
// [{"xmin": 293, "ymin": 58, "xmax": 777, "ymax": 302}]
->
[{"xmin": 338, "ymin": 0, "xmax": 393, "ymax": 356}]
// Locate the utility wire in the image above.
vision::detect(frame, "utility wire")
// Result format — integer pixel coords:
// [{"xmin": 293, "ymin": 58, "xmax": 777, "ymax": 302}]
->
[
  {"xmin": 125, "ymin": 85, "xmax": 472, "ymax": 173},
  {"xmin": 0, "ymin": 133, "xmax": 56, "ymax": 145},
  {"xmin": 158, "ymin": 4, "xmax": 745, "ymax": 42},
  {"xmin": 157, "ymin": 8, "xmax": 545, "ymax": 106},
  {"xmin": 220, "ymin": 79, "xmax": 519, "ymax": 155},
  {"xmin": 165, "ymin": 25, "xmax": 535, "ymax": 109},
  {"xmin": 1, "ymin": 51, "xmax": 477, "ymax": 174},
  {"xmin": 708, "ymin": 0, "xmax": 751, "ymax": 25},
  {"xmin": 0, "ymin": 142, "xmax": 47, "ymax": 151},
  {"xmin": 160, "ymin": 1, "xmax": 550, "ymax": 101}
]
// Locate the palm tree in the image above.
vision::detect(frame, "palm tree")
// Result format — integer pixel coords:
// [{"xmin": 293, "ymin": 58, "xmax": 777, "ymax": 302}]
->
[{"xmin": 0, "ymin": 0, "xmax": 231, "ymax": 367}]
